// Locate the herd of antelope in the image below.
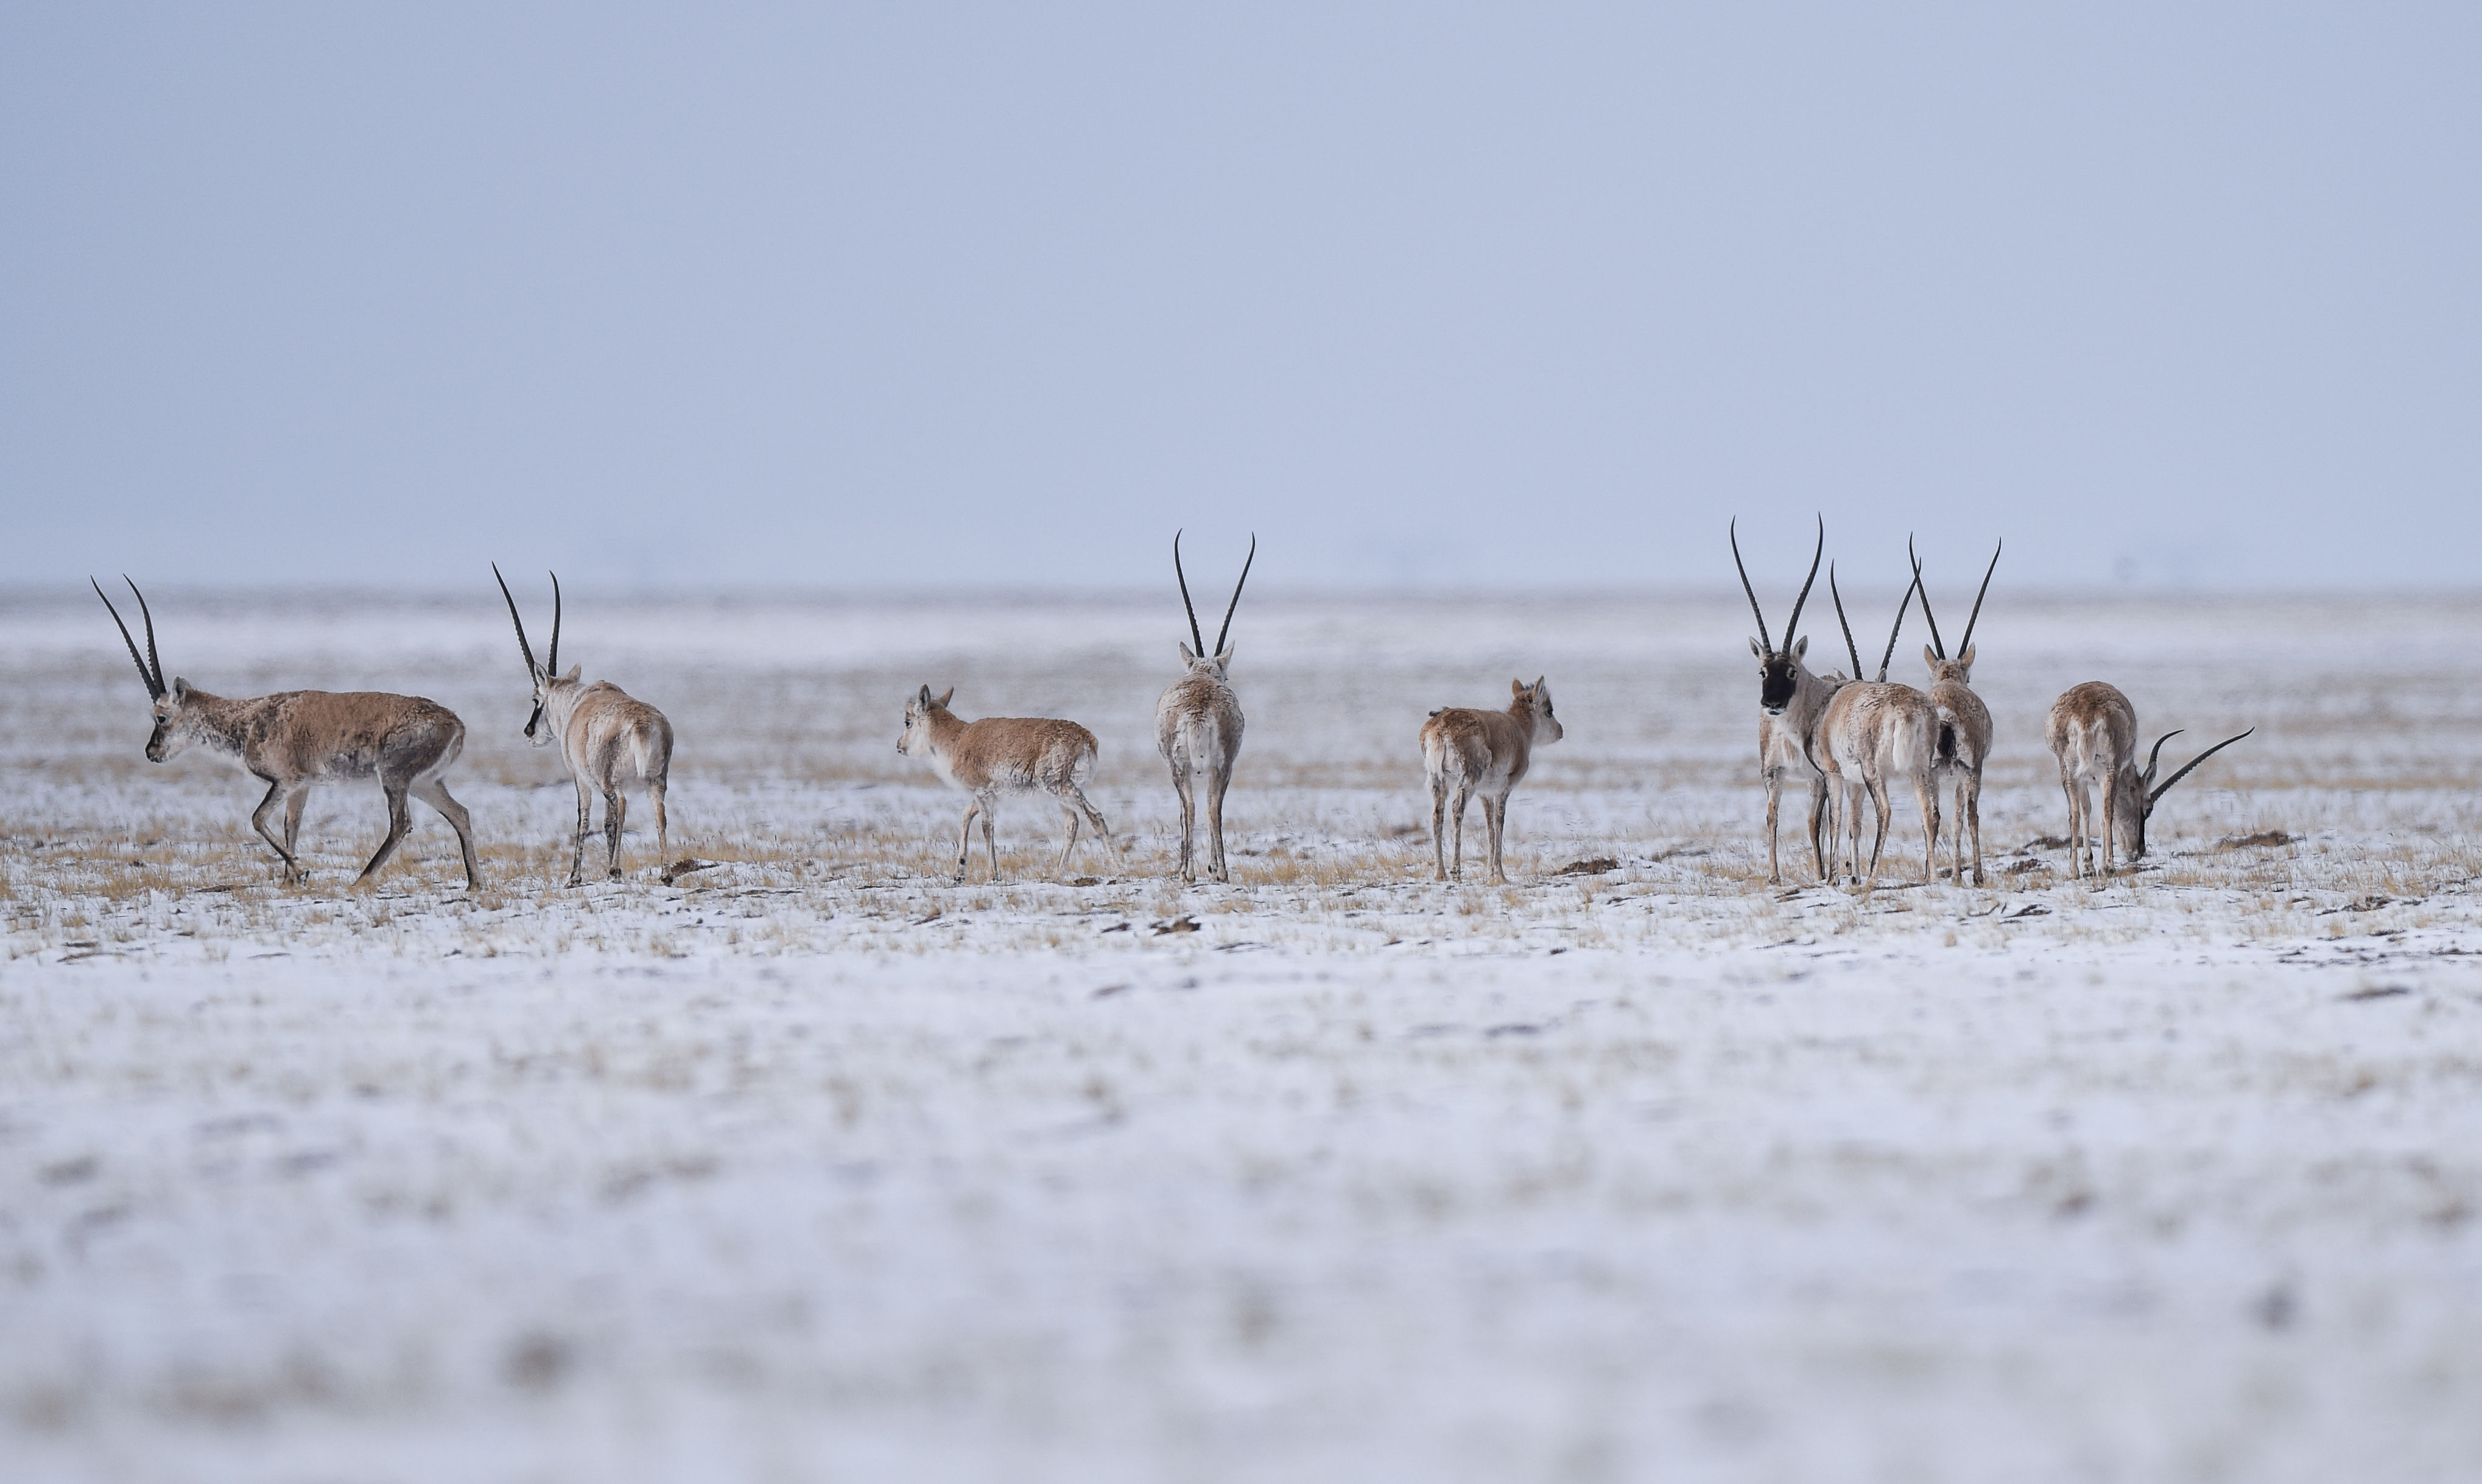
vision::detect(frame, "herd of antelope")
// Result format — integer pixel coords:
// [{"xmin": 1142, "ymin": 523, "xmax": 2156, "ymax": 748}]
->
[{"xmin": 86, "ymin": 522, "xmax": 2251, "ymax": 895}]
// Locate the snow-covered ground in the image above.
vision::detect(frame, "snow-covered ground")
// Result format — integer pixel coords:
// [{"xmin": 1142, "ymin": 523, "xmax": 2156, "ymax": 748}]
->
[{"xmin": 5, "ymin": 585, "xmax": 2480, "ymax": 1482}]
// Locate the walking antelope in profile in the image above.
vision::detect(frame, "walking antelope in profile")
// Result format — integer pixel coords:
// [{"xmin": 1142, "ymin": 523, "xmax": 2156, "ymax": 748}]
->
[
  {"xmin": 898, "ymin": 687, "xmax": 1118, "ymax": 883},
  {"xmin": 1156, "ymin": 530, "xmax": 1253, "ymax": 883},
  {"xmin": 493, "ymin": 567, "xmax": 675, "ymax": 886},
  {"xmin": 1733, "ymin": 516, "xmax": 1848, "ymax": 884},
  {"xmin": 1420, "ymin": 678, "xmax": 1564, "ymax": 884},
  {"xmin": 1910, "ymin": 537, "xmax": 2000, "ymax": 886},
  {"xmin": 1813, "ymin": 564, "xmax": 1939, "ymax": 891},
  {"xmin": 2045, "ymin": 683, "xmax": 2253, "ymax": 880},
  {"xmin": 93, "ymin": 578, "xmax": 480, "ymax": 889}
]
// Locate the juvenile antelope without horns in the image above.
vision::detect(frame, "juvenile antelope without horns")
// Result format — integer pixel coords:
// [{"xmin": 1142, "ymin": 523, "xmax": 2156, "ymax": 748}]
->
[
  {"xmin": 899, "ymin": 687, "xmax": 1117, "ymax": 883},
  {"xmin": 1156, "ymin": 530, "xmax": 1253, "ymax": 883},
  {"xmin": 2045, "ymin": 682, "xmax": 2254, "ymax": 879},
  {"xmin": 93, "ymin": 578, "xmax": 481, "ymax": 889},
  {"xmin": 1813, "ymin": 565, "xmax": 1939, "ymax": 891},
  {"xmin": 1421, "ymin": 678, "xmax": 1564, "ymax": 884},
  {"xmin": 493, "ymin": 566, "xmax": 675, "ymax": 886},
  {"xmin": 1733, "ymin": 516, "xmax": 1847, "ymax": 884},
  {"xmin": 1910, "ymin": 536, "xmax": 2000, "ymax": 886}
]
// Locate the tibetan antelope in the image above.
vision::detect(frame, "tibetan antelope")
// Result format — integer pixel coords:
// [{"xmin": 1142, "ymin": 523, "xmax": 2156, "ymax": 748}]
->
[
  {"xmin": 898, "ymin": 687, "xmax": 1117, "ymax": 883},
  {"xmin": 493, "ymin": 566, "xmax": 675, "ymax": 886},
  {"xmin": 1733, "ymin": 516, "xmax": 1849, "ymax": 884},
  {"xmin": 1813, "ymin": 565, "xmax": 1939, "ymax": 891},
  {"xmin": 92, "ymin": 578, "xmax": 480, "ymax": 889},
  {"xmin": 2045, "ymin": 683, "xmax": 2254, "ymax": 879},
  {"xmin": 1420, "ymin": 678, "xmax": 1564, "ymax": 884},
  {"xmin": 1156, "ymin": 530, "xmax": 1253, "ymax": 884},
  {"xmin": 1910, "ymin": 536, "xmax": 2001, "ymax": 886}
]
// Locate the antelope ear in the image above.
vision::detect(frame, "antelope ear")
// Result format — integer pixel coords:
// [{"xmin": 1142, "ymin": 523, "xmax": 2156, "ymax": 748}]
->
[
  {"xmin": 1179, "ymin": 642, "xmax": 1197, "ymax": 664},
  {"xmin": 1215, "ymin": 644, "xmax": 1235, "ymax": 671},
  {"xmin": 1923, "ymin": 644, "xmax": 1938, "ymax": 670},
  {"xmin": 1534, "ymin": 675, "xmax": 1546, "ymax": 694},
  {"xmin": 1958, "ymin": 643, "xmax": 1975, "ymax": 671},
  {"xmin": 916, "ymin": 684, "xmax": 933, "ymax": 706},
  {"xmin": 1749, "ymin": 636, "xmax": 1765, "ymax": 658},
  {"xmin": 1793, "ymin": 636, "xmax": 1807, "ymax": 659},
  {"xmin": 1513, "ymin": 678, "xmax": 1528, "ymax": 698},
  {"xmin": 171, "ymin": 676, "xmax": 191, "ymax": 700},
  {"xmin": 935, "ymin": 687, "xmax": 955, "ymax": 709},
  {"xmin": 561, "ymin": 664, "xmax": 580, "ymax": 683}
]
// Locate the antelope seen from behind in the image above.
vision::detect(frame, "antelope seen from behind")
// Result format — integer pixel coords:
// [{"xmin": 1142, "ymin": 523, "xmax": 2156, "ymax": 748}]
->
[
  {"xmin": 494, "ymin": 566, "xmax": 674, "ymax": 886},
  {"xmin": 1910, "ymin": 537, "xmax": 2000, "ymax": 886},
  {"xmin": 899, "ymin": 687, "xmax": 1117, "ymax": 883},
  {"xmin": 2045, "ymin": 683, "xmax": 2253, "ymax": 879},
  {"xmin": 1814, "ymin": 565, "xmax": 1938, "ymax": 891},
  {"xmin": 1421, "ymin": 678, "xmax": 1563, "ymax": 884},
  {"xmin": 1733, "ymin": 516, "xmax": 1848, "ymax": 884},
  {"xmin": 93, "ymin": 578, "xmax": 481, "ymax": 889},
  {"xmin": 1156, "ymin": 530, "xmax": 1253, "ymax": 883}
]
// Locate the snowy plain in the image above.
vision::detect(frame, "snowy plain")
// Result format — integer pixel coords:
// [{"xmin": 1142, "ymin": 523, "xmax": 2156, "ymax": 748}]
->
[{"xmin": 5, "ymin": 583, "xmax": 2481, "ymax": 1483}]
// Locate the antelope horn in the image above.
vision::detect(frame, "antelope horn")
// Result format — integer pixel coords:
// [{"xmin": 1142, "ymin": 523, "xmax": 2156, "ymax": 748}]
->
[
  {"xmin": 1957, "ymin": 538, "xmax": 2002, "ymax": 656},
  {"xmin": 1829, "ymin": 562, "xmax": 1864, "ymax": 680},
  {"xmin": 1909, "ymin": 535, "xmax": 1946, "ymax": 659},
  {"xmin": 1172, "ymin": 530, "xmax": 1206, "ymax": 657},
  {"xmin": 1875, "ymin": 571, "xmax": 1918, "ymax": 683},
  {"xmin": 128, "ymin": 575, "xmax": 163, "ymax": 697},
  {"xmin": 2148, "ymin": 728, "xmax": 2254, "ymax": 808},
  {"xmin": 1213, "ymin": 532, "xmax": 1255, "ymax": 657},
  {"xmin": 1782, "ymin": 514, "xmax": 1824, "ymax": 649},
  {"xmin": 93, "ymin": 576, "xmax": 165, "ymax": 699},
  {"xmin": 491, "ymin": 563, "xmax": 540, "ymax": 678},
  {"xmin": 546, "ymin": 571, "xmax": 562, "ymax": 677},
  {"xmin": 2141, "ymin": 730, "xmax": 2184, "ymax": 789},
  {"xmin": 1728, "ymin": 518, "xmax": 1771, "ymax": 653}
]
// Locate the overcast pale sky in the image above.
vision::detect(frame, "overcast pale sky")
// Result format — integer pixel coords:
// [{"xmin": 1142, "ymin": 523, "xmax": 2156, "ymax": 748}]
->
[{"xmin": 5, "ymin": 4, "xmax": 2477, "ymax": 593}]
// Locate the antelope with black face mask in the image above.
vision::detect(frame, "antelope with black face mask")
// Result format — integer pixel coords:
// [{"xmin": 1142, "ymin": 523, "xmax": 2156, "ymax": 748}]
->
[
  {"xmin": 93, "ymin": 577, "xmax": 481, "ymax": 889},
  {"xmin": 494, "ymin": 566, "xmax": 674, "ymax": 887},
  {"xmin": 1733, "ymin": 516, "xmax": 1847, "ymax": 885}
]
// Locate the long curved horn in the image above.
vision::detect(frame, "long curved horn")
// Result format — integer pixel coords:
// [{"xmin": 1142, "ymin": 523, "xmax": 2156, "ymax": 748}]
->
[
  {"xmin": 127, "ymin": 576, "xmax": 163, "ymax": 695},
  {"xmin": 1172, "ymin": 530, "xmax": 1206, "ymax": 656},
  {"xmin": 2148, "ymin": 727, "xmax": 2254, "ymax": 808},
  {"xmin": 1829, "ymin": 563, "xmax": 1863, "ymax": 679},
  {"xmin": 1876, "ymin": 572, "xmax": 1916, "ymax": 683},
  {"xmin": 93, "ymin": 577, "xmax": 165, "ymax": 699},
  {"xmin": 546, "ymin": 571, "xmax": 562, "ymax": 676},
  {"xmin": 1729, "ymin": 518, "xmax": 1772, "ymax": 653},
  {"xmin": 1782, "ymin": 514, "xmax": 1824, "ymax": 649},
  {"xmin": 1909, "ymin": 536, "xmax": 1945, "ymax": 659},
  {"xmin": 1213, "ymin": 532, "xmax": 1255, "ymax": 657},
  {"xmin": 2140, "ymin": 730, "xmax": 2183, "ymax": 789},
  {"xmin": 1957, "ymin": 538, "xmax": 2002, "ymax": 656},
  {"xmin": 491, "ymin": 563, "xmax": 539, "ymax": 678}
]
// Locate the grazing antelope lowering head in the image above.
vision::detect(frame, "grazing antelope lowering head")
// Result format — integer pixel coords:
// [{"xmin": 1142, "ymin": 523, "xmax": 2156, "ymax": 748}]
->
[
  {"xmin": 1910, "ymin": 536, "xmax": 2001, "ymax": 886},
  {"xmin": 92, "ymin": 577, "xmax": 480, "ymax": 889},
  {"xmin": 2044, "ymin": 681, "xmax": 2253, "ymax": 879},
  {"xmin": 494, "ymin": 566, "xmax": 675, "ymax": 887},
  {"xmin": 1732, "ymin": 516, "xmax": 1848, "ymax": 884},
  {"xmin": 1812, "ymin": 564, "xmax": 1939, "ymax": 891},
  {"xmin": 899, "ymin": 686, "xmax": 1119, "ymax": 884},
  {"xmin": 1419, "ymin": 678, "xmax": 1563, "ymax": 884},
  {"xmin": 1156, "ymin": 530, "xmax": 1253, "ymax": 884}
]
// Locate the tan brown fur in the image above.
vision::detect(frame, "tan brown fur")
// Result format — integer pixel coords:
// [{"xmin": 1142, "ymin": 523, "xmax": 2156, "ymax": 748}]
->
[
  {"xmin": 1924, "ymin": 645, "xmax": 1992, "ymax": 886},
  {"xmin": 1813, "ymin": 680, "xmax": 1940, "ymax": 892},
  {"xmin": 1420, "ymin": 678, "xmax": 1563, "ymax": 884},
  {"xmin": 899, "ymin": 686, "xmax": 1117, "ymax": 882},
  {"xmin": 1157, "ymin": 659, "xmax": 1245, "ymax": 882}
]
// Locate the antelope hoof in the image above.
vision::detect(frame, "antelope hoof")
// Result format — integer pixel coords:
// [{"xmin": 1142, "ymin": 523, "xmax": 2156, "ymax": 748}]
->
[
  {"xmin": 565, "ymin": 874, "xmax": 584, "ymax": 888},
  {"xmin": 608, "ymin": 869, "xmax": 622, "ymax": 882}
]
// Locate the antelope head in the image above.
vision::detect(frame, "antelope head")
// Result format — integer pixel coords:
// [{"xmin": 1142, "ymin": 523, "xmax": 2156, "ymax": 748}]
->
[
  {"xmin": 2115, "ymin": 725, "xmax": 2257, "ymax": 859},
  {"xmin": 1514, "ymin": 677, "xmax": 1563, "ymax": 744},
  {"xmin": 93, "ymin": 577, "xmax": 201, "ymax": 762},
  {"xmin": 898, "ymin": 684, "xmax": 957, "ymax": 757},
  {"xmin": 1732, "ymin": 516, "xmax": 1824, "ymax": 716},
  {"xmin": 1172, "ymin": 530, "xmax": 1255, "ymax": 677},
  {"xmin": 1910, "ymin": 535, "xmax": 2000, "ymax": 687},
  {"xmin": 493, "ymin": 564, "xmax": 577, "ymax": 747}
]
